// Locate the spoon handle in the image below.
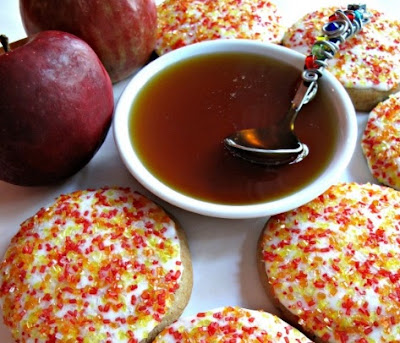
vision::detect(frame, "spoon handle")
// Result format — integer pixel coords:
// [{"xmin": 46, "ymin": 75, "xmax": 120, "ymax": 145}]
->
[{"xmin": 293, "ymin": 4, "xmax": 371, "ymax": 111}]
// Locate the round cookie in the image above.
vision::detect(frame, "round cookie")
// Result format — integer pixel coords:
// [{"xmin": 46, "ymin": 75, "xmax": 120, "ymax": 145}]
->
[
  {"xmin": 282, "ymin": 7, "xmax": 400, "ymax": 112},
  {"xmin": 155, "ymin": 0, "xmax": 285, "ymax": 55},
  {"xmin": 362, "ymin": 92, "xmax": 400, "ymax": 190},
  {"xmin": 0, "ymin": 187, "xmax": 193, "ymax": 343},
  {"xmin": 258, "ymin": 182, "xmax": 400, "ymax": 343},
  {"xmin": 153, "ymin": 306, "xmax": 313, "ymax": 342}
]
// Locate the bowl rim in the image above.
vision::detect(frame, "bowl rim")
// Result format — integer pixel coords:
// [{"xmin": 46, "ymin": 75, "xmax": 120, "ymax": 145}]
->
[{"xmin": 113, "ymin": 39, "xmax": 357, "ymax": 219}]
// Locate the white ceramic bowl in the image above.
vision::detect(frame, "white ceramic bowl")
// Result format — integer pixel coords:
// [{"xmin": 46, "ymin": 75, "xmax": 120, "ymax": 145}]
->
[{"xmin": 114, "ymin": 39, "xmax": 357, "ymax": 219}]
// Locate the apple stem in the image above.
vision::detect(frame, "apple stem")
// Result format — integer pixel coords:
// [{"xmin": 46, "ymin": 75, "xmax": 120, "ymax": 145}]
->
[{"xmin": 0, "ymin": 34, "xmax": 10, "ymax": 52}]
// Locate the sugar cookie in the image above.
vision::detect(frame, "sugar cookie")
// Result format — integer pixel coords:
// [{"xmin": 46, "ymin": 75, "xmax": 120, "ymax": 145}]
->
[
  {"xmin": 155, "ymin": 0, "xmax": 285, "ymax": 55},
  {"xmin": 362, "ymin": 92, "xmax": 400, "ymax": 190},
  {"xmin": 259, "ymin": 182, "xmax": 400, "ymax": 342},
  {"xmin": 153, "ymin": 306, "xmax": 313, "ymax": 342},
  {"xmin": 0, "ymin": 187, "xmax": 193, "ymax": 343}
]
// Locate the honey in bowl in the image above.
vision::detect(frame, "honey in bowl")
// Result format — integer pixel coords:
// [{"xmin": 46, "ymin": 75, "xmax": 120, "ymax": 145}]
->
[{"xmin": 129, "ymin": 52, "xmax": 338, "ymax": 205}]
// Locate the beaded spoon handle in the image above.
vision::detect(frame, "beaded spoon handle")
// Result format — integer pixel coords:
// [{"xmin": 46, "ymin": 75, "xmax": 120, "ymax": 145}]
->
[
  {"xmin": 294, "ymin": 4, "xmax": 371, "ymax": 110},
  {"xmin": 224, "ymin": 4, "xmax": 371, "ymax": 166}
]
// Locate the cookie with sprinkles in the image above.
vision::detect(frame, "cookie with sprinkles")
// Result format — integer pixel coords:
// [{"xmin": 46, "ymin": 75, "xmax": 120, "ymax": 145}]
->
[
  {"xmin": 153, "ymin": 306, "xmax": 313, "ymax": 342},
  {"xmin": 155, "ymin": 0, "xmax": 286, "ymax": 55},
  {"xmin": 258, "ymin": 182, "xmax": 400, "ymax": 343},
  {"xmin": 282, "ymin": 7, "xmax": 400, "ymax": 112},
  {"xmin": 0, "ymin": 187, "xmax": 193, "ymax": 343},
  {"xmin": 362, "ymin": 92, "xmax": 400, "ymax": 190}
]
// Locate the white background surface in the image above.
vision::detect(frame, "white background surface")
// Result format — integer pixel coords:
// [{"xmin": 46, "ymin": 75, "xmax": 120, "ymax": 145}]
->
[{"xmin": 0, "ymin": 0, "xmax": 397, "ymax": 341}]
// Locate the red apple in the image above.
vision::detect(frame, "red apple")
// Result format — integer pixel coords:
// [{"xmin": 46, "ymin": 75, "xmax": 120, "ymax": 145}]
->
[
  {"xmin": 0, "ymin": 30, "xmax": 114, "ymax": 186},
  {"xmin": 19, "ymin": 0, "xmax": 157, "ymax": 83}
]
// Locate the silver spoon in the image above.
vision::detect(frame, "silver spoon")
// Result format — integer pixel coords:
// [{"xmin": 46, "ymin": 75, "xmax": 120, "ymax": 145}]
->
[
  {"xmin": 224, "ymin": 4, "xmax": 370, "ymax": 166},
  {"xmin": 224, "ymin": 77, "xmax": 317, "ymax": 166}
]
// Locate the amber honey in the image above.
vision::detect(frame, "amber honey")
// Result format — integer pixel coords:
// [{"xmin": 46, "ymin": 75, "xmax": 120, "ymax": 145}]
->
[{"xmin": 129, "ymin": 52, "xmax": 338, "ymax": 205}]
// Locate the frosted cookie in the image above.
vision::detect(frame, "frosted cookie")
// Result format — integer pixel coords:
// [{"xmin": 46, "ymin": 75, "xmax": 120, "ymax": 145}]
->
[
  {"xmin": 282, "ymin": 7, "xmax": 400, "ymax": 112},
  {"xmin": 258, "ymin": 182, "xmax": 400, "ymax": 343},
  {"xmin": 362, "ymin": 92, "xmax": 400, "ymax": 190},
  {"xmin": 155, "ymin": 0, "xmax": 285, "ymax": 55},
  {"xmin": 153, "ymin": 306, "xmax": 313, "ymax": 342},
  {"xmin": 0, "ymin": 187, "xmax": 193, "ymax": 343}
]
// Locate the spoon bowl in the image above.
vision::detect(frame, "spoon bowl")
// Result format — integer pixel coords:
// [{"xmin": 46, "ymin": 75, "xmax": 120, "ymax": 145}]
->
[
  {"xmin": 224, "ymin": 128, "xmax": 308, "ymax": 166},
  {"xmin": 224, "ymin": 81, "xmax": 315, "ymax": 165},
  {"xmin": 223, "ymin": 77, "xmax": 315, "ymax": 166}
]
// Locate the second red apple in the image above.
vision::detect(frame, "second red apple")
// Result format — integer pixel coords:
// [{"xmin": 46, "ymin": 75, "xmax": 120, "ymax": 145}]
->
[{"xmin": 20, "ymin": 0, "xmax": 157, "ymax": 83}]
